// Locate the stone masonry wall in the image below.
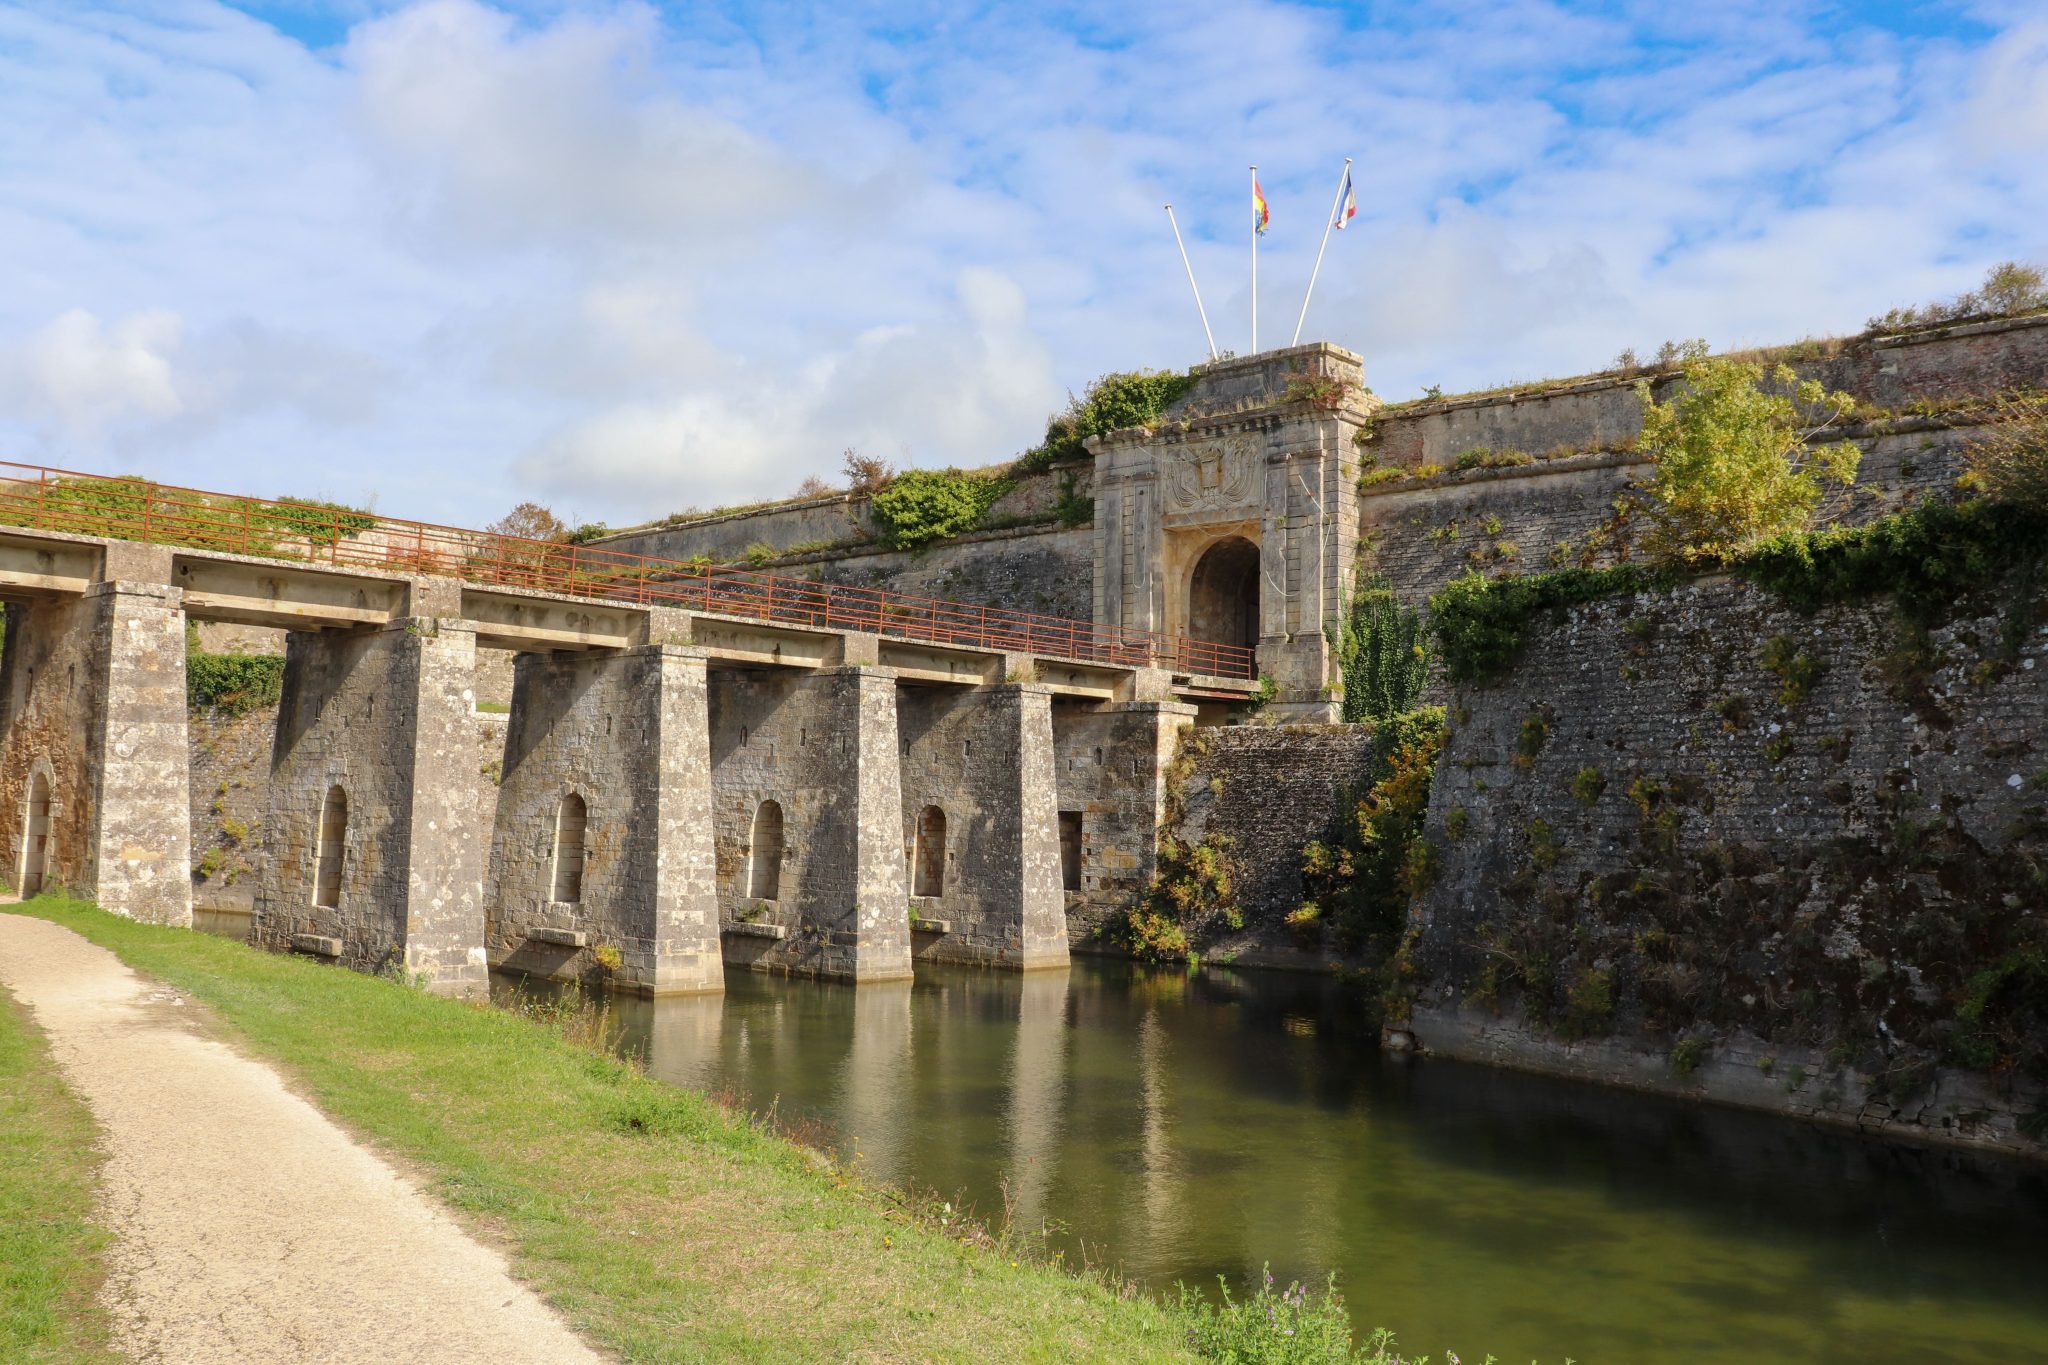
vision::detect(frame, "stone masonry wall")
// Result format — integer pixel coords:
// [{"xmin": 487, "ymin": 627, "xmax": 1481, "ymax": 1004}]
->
[
  {"xmin": 486, "ymin": 646, "xmax": 721, "ymax": 995},
  {"xmin": 1164, "ymin": 724, "xmax": 1380, "ymax": 963},
  {"xmin": 1050, "ymin": 699, "xmax": 1193, "ymax": 943},
  {"xmin": 188, "ymin": 695, "xmax": 506, "ymax": 934},
  {"xmin": 1411, "ymin": 574, "xmax": 2048, "ymax": 1157}
]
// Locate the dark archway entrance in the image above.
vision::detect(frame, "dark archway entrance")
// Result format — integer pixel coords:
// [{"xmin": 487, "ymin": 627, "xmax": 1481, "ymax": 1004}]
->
[{"xmin": 1187, "ymin": 537, "xmax": 1260, "ymax": 649}]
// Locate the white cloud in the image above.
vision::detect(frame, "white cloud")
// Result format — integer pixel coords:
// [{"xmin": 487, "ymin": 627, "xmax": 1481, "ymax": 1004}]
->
[
  {"xmin": 2, "ymin": 308, "xmax": 185, "ymax": 441},
  {"xmin": 1, "ymin": 1, "xmax": 2046, "ymax": 526}
]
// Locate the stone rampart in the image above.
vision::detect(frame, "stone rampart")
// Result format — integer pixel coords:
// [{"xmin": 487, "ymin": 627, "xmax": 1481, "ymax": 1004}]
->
[
  {"xmin": 1361, "ymin": 421, "xmax": 1983, "ymax": 602},
  {"xmin": 1411, "ymin": 573, "xmax": 2048, "ymax": 1156},
  {"xmin": 1368, "ymin": 313, "xmax": 2048, "ymax": 471}
]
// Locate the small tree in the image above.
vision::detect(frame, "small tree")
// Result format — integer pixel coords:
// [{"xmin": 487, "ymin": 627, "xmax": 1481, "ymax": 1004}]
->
[
  {"xmin": 486, "ymin": 501, "xmax": 568, "ymax": 543},
  {"xmin": 1633, "ymin": 341, "xmax": 1858, "ymax": 566},
  {"xmin": 841, "ymin": 448, "xmax": 895, "ymax": 497}
]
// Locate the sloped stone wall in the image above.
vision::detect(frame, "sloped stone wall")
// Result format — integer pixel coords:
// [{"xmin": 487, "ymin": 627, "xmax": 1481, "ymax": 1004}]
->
[{"xmin": 1411, "ymin": 573, "xmax": 2048, "ymax": 1156}]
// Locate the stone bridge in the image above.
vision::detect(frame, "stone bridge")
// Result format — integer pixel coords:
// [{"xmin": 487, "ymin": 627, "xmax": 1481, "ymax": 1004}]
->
[{"xmin": 0, "ymin": 519, "xmax": 1254, "ymax": 996}]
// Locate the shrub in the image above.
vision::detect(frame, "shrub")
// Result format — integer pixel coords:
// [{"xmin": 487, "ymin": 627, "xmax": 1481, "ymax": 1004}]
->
[
  {"xmin": 1511, "ymin": 709, "xmax": 1550, "ymax": 769},
  {"xmin": 1330, "ymin": 572, "xmax": 1428, "ymax": 724},
  {"xmin": 1963, "ymin": 391, "xmax": 2048, "ymax": 516},
  {"xmin": 1633, "ymin": 341, "xmax": 1859, "ymax": 565},
  {"xmin": 867, "ymin": 469, "xmax": 1013, "ymax": 551},
  {"xmin": 187, "ymin": 651, "xmax": 284, "ymax": 716},
  {"xmin": 1569, "ymin": 766, "xmax": 1606, "ymax": 806},
  {"xmin": 1760, "ymin": 634, "xmax": 1824, "ymax": 707},
  {"xmin": 1053, "ymin": 472, "xmax": 1094, "ymax": 527},
  {"xmin": 1867, "ymin": 259, "xmax": 2048, "ymax": 333},
  {"xmin": 1298, "ymin": 708, "xmax": 1447, "ymax": 955},
  {"xmin": 841, "ymin": 449, "xmax": 896, "ymax": 496},
  {"xmin": 1670, "ymin": 1036, "xmax": 1708, "ymax": 1077},
  {"xmin": 1176, "ymin": 1270, "xmax": 1358, "ymax": 1364},
  {"xmin": 1016, "ymin": 369, "xmax": 1196, "ymax": 472},
  {"xmin": 1739, "ymin": 496, "xmax": 2048, "ymax": 620}
]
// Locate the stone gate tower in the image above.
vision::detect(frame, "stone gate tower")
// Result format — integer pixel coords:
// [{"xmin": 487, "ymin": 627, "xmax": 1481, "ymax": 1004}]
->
[{"xmin": 1089, "ymin": 343, "xmax": 1378, "ymax": 722}]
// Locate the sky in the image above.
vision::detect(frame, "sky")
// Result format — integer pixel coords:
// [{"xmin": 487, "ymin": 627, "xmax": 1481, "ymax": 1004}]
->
[{"xmin": 4, "ymin": 1, "xmax": 2047, "ymax": 529}]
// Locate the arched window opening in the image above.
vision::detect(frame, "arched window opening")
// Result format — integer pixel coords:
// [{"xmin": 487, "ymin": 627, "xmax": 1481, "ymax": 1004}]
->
[
  {"xmin": 551, "ymin": 792, "xmax": 588, "ymax": 903},
  {"xmin": 1058, "ymin": 811, "xmax": 1083, "ymax": 892},
  {"xmin": 314, "ymin": 785, "xmax": 348, "ymax": 910},
  {"xmin": 913, "ymin": 805, "xmax": 947, "ymax": 898},
  {"xmin": 20, "ymin": 772, "xmax": 51, "ymax": 897},
  {"xmin": 748, "ymin": 800, "xmax": 784, "ymax": 900},
  {"xmin": 1187, "ymin": 536, "xmax": 1261, "ymax": 650}
]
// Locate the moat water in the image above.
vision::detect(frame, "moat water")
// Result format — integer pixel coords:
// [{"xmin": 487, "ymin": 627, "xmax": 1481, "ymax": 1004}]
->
[{"xmin": 492, "ymin": 957, "xmax": 2048, "ymax": 1364}]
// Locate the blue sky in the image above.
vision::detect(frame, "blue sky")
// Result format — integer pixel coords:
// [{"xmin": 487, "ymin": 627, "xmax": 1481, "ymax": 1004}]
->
[{"xmin": 4, "ymin": 1, "xmax": 2045, "ymax": 527}]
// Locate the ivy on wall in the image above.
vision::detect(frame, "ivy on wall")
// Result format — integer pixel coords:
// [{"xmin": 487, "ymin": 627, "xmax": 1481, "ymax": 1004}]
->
[{"xmin": 1330, "ymin": 571, "xmax": 1430, "ymax": 723}]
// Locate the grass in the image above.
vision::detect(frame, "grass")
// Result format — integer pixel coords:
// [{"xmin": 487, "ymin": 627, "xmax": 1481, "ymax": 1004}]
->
[
  {"xmin": 0, "ymin": 982, "xmax": 117, "ymax": 1364},
  {"xmin": 7, "ymin": 897, "xmax": 1196, "ymax": 1364}
]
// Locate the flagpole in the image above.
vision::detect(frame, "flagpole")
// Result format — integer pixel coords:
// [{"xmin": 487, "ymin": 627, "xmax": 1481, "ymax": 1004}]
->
[
  {"xmin": 1164, "ymin": 206, "xmax": 1219, "ymax": 361},
  {"xmin": 1292, "ymin": 157, "xmax": 1352, "ymax": 347},
  {"xmin": 1249, "ymin": 165, "xmax": 1259, "ymax": 353}
]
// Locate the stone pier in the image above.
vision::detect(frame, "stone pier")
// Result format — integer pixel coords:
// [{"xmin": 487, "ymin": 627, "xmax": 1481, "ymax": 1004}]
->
[
  {"xmin": 0, "ymin": 577, "xmax": 192, "ymax": 925},
  {"xmin": 897, "ymin": 682, "xmax": 1069, "ymax": 969},
  {"xmin": 486, "ymin": 642, "xmax": 722, "ymax": 995}
]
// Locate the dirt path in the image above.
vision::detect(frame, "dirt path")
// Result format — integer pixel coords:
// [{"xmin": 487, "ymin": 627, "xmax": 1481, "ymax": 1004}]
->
[{"xmin": 0, "ymin": 914, "xmax": 605, "ymax": 1365}]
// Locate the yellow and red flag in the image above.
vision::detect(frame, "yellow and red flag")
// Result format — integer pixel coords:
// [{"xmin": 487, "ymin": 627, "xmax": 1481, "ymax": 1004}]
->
[{"xmin": 1253, "ymin": 177, "xmax": 1270, "ymax": 236}]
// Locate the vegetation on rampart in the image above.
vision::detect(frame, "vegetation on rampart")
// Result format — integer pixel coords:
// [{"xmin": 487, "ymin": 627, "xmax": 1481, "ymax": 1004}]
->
[
  {"xmin": 0, "ymin": 982, "xmax": 115, "ymax": 1363},
  {"xmin": 1330, "ymin": 572, "xmax": 1429, "ymax": 724},
  {"xmin": 868, "ymin": 467, "xmax": 1017, "ymax": 551},
  {"xmin": 6, "ymin": 898, "xmax": 1523, "ymax": 1364},
  {"xmin": 0, "ymin": 474, "xmax": 375, "ymax": 557},
  {"xmin": 1297, "ymin": 709, "xmax": 1447, "ymax": 969},
  {"xmin": 1631, "ymin": 341, "xmax": 1859, "ymax": 564},
  {"xmin": 1015, "ymin": 369, "xmax": 1197, "ymax": 473}
]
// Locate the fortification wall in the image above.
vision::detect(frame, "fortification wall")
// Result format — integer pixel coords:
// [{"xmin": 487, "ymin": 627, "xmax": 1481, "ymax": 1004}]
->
[
  {"xmin": 1050, "ymin": 700, "xmax": 1191, "ymax": 942},
  {"xmin": 597, "ymin": 466, "xmax": 1082, "ymax": 561},
  {"xmin": 1368, "ymin": 314, "xmax": 2048, "ymax": 471},
  {"xmin": 1361, "ymin": 422, "xmax": 1982, "ymax": 602},
  {"xmin": 797, "ymin": 525, "xmax": 1095, "ymax": 621},
  {"xmin": 1409, "ymin": 573, "xmax": 2048, "ymax": 1157}
]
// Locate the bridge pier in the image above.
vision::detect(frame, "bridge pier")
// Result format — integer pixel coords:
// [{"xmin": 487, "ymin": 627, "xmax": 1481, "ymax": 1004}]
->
[
  {"xmin": 897, "ymin": 682, "xmax": 1068, "ymax": 970},
  {"xmin": 712, "ymin": 665, "xmax": 912, "ymax": 983},
  {"xmin": 0, "ymin": 580, "xmax": 192, "ymax": 924},
  {"xmin": 486, "ymin": 643, "xmax": 722, "ymax": 995},
  {"xmin": 251, "ymin": 618, "xmax": 488, "ymax": 995}
]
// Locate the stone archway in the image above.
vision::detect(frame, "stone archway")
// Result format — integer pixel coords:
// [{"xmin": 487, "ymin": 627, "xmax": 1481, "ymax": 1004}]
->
[{"xmin": 1187, "ymin": 536, "xmax": 1260, "ymax": 649}]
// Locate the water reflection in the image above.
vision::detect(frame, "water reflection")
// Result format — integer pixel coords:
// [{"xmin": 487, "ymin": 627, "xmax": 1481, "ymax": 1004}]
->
[{"xmin": 496, "ymin": 958, "xmax": 2048, "ymax": 1365}]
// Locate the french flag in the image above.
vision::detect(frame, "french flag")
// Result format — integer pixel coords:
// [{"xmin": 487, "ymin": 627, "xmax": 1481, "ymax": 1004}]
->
[{"xmin": 1333, "ymin": 167, "xmax": 1357, "ymax": 230}]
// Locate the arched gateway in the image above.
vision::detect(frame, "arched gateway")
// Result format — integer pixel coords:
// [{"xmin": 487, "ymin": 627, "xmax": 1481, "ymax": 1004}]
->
[{"xmin": 1187, "ymin": 536, "xmax": 1260, "ymax": 651}]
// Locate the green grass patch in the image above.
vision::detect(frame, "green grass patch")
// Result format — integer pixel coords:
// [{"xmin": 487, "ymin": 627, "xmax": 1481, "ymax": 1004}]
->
[
  {"xmin": 7, "ymin": 897, "xmax": 1199, "ymax": 1362},
  {"xmin": 0, "ymin": 984, "xmax": 116, "ymax": 1364}
]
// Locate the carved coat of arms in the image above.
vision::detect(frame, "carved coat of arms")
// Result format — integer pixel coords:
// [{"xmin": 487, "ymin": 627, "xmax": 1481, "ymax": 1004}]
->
[{"xmin": 1162, "ymin": 435, "xmax": 1260, "ymax": 515}]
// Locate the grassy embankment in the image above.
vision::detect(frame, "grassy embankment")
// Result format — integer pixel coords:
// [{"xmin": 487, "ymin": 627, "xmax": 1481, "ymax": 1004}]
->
[
  {"xmin": 7, "ymin": 898, "xmax": 1200, "ymax": 1363},
  {"xmin": 0, "ymin": 982, "xmax": 117, "ymax": 1364}
]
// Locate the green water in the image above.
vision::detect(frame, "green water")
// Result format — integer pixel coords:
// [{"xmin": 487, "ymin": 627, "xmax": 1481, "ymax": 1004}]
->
[{"xmin": 493, "ymin": 959, "xmax": 2048, "ymax": 1364}]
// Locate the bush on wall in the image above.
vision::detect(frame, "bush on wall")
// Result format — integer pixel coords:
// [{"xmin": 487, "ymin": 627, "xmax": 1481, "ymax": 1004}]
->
[
  {"xmin": 867, "ymin": 469, "xmax": 1014, "ymax": 551},
  {"xmin": 1015, "ymin": 369, "xmax": 1197, "ymax": 473}
]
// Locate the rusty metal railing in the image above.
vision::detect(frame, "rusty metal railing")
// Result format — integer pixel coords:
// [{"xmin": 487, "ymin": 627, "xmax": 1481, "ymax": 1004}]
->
[{"xmin": 0, "ymin": 462, "xmax": 1258, "ymax": 679}]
